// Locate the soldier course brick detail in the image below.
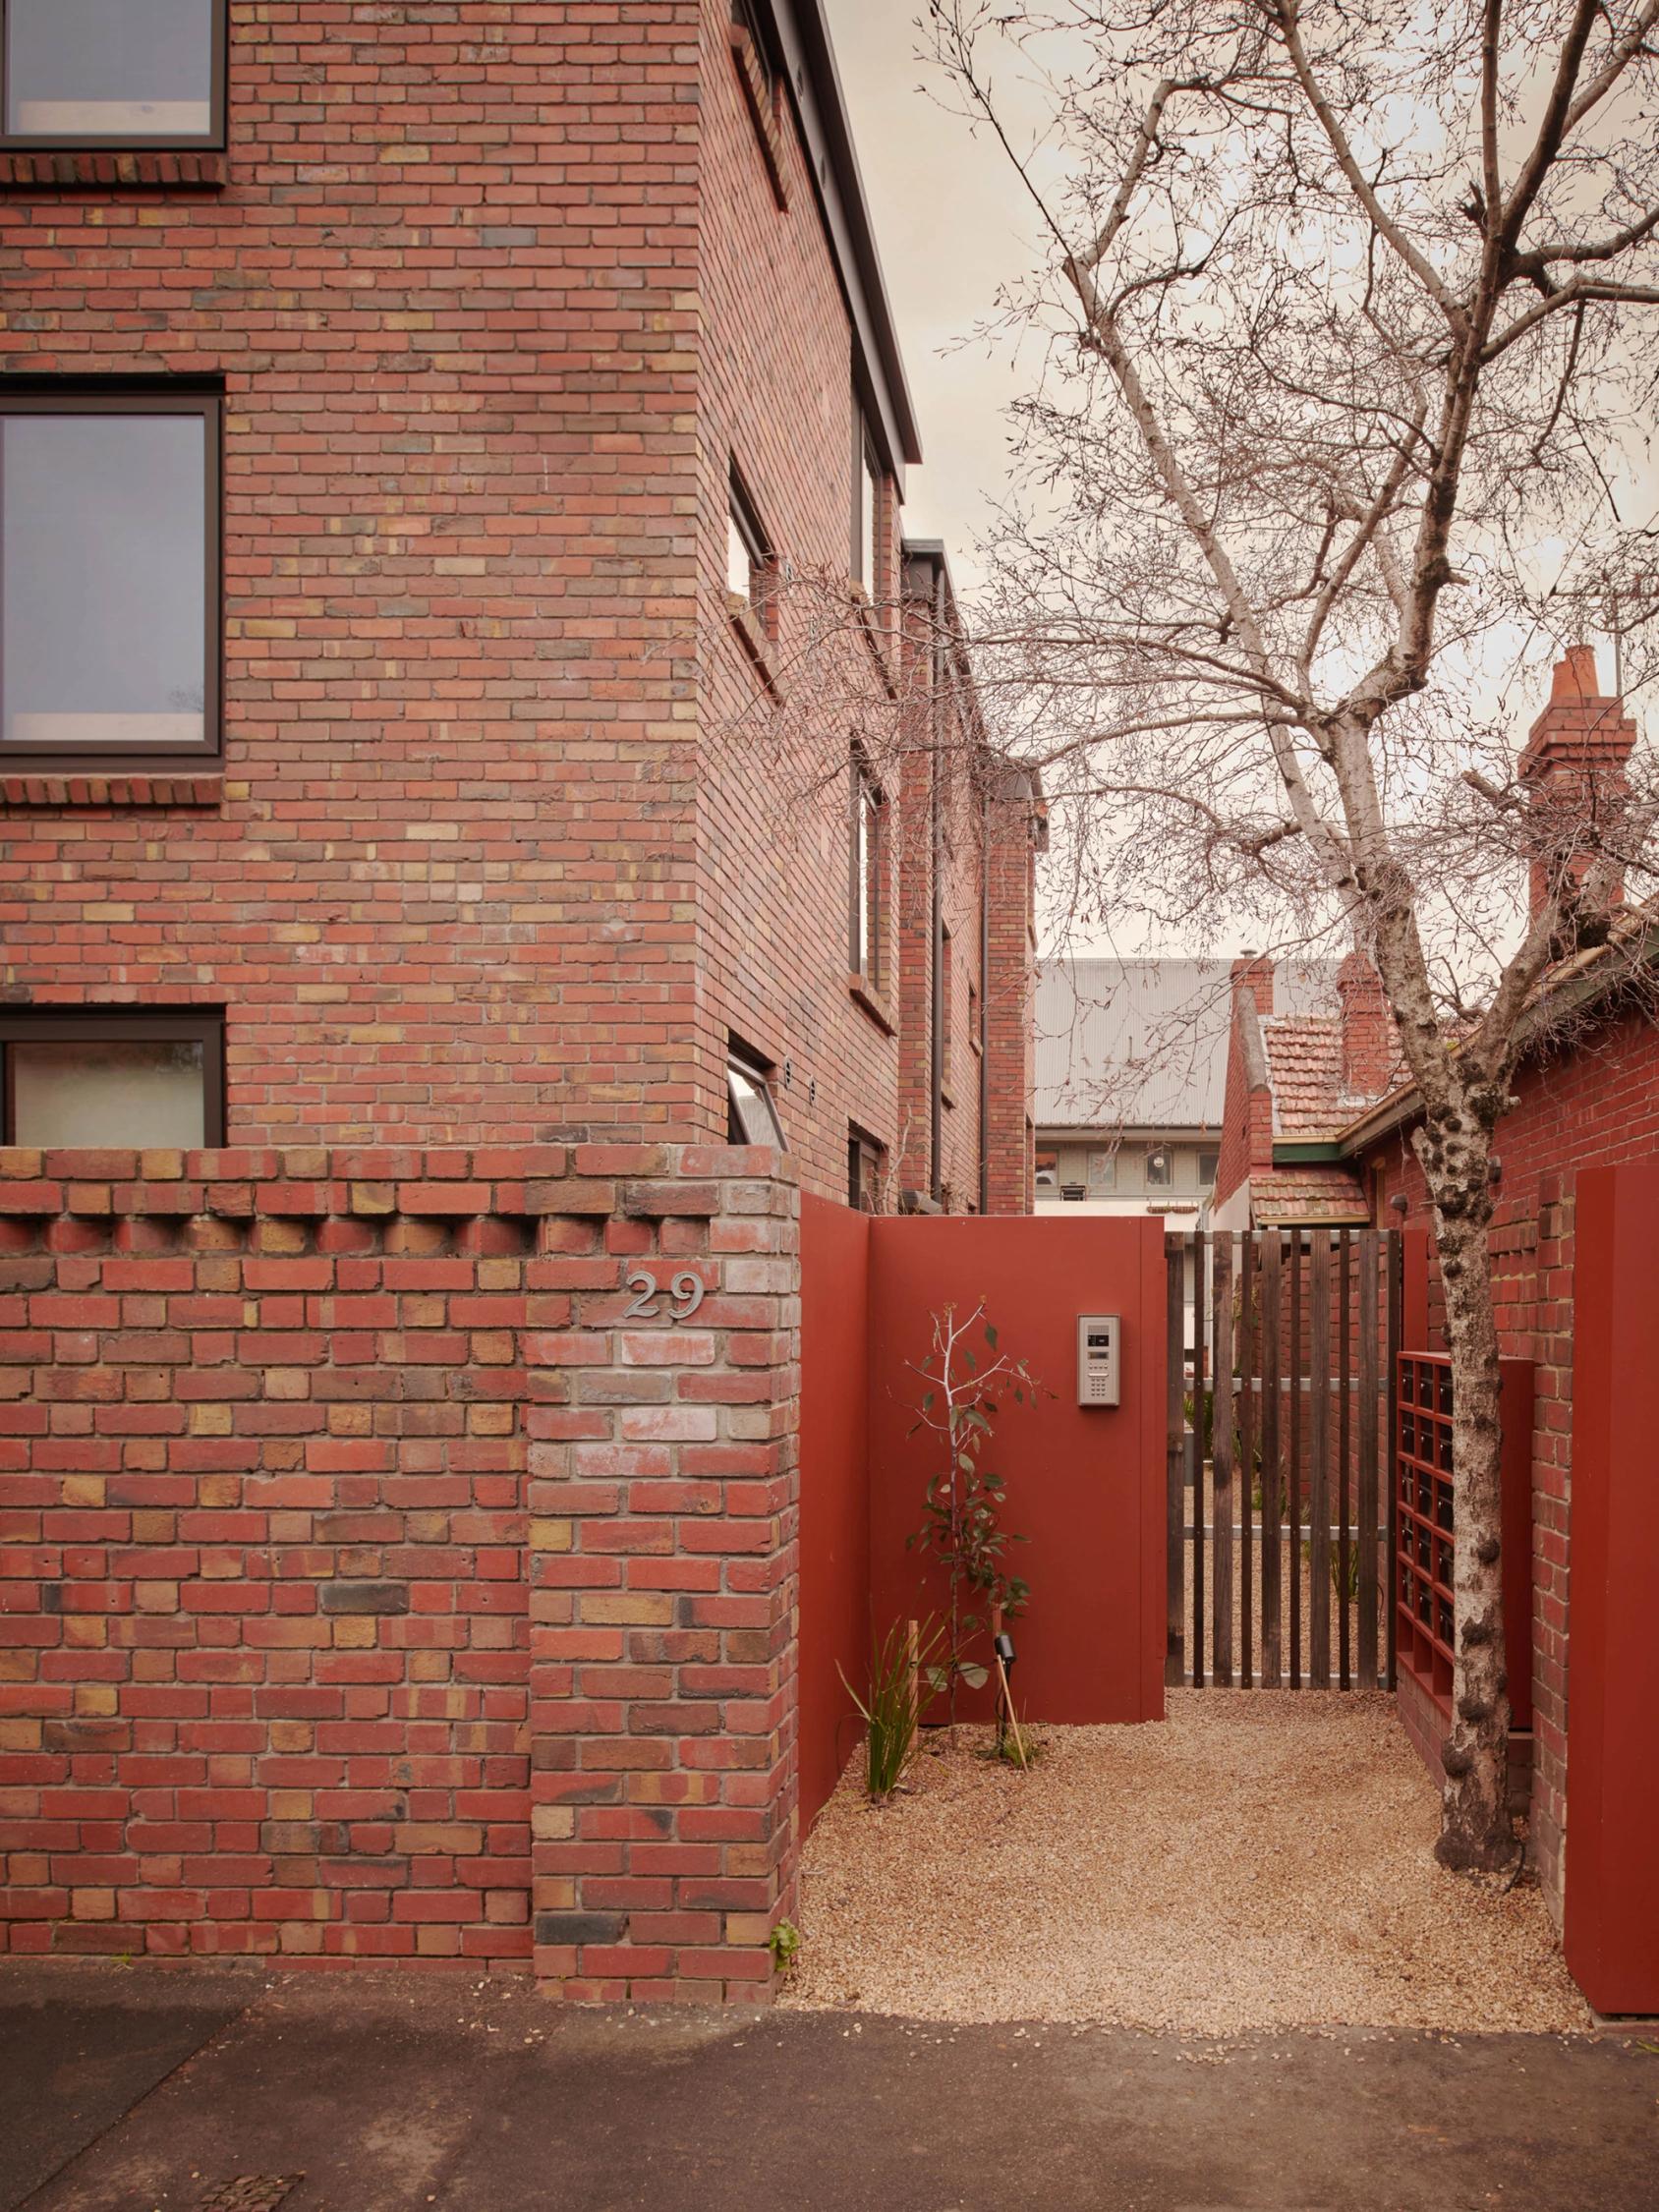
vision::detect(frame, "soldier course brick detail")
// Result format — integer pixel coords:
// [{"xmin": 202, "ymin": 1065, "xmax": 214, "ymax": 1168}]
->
[{"xmin": 0, "ymin": 1144, "xmax": 800, "ymax": 1998}]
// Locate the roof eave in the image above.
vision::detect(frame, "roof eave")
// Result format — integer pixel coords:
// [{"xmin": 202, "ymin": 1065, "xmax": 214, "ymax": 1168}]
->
[{"xmin": 768, "ymin": 0, "xmax": 924, "ymax": 482}]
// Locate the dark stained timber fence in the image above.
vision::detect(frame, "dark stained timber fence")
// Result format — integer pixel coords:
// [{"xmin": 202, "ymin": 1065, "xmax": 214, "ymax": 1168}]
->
[{"xmin": 1168, "ymin": 1227, "xmax": 1402, "ymax": 1691}]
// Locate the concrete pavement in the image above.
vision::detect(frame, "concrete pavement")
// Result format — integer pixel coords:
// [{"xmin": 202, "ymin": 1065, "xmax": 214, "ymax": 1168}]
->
[{"xmin": 1, "ymin": 1962, "xmax": 1655, "ymax": 2211}]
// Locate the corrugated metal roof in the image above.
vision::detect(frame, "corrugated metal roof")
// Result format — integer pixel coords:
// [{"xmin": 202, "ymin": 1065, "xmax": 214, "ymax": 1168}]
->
[{"xmin": 1035, "ymin": 956, "xmax": 1342, "ymax": 1131}]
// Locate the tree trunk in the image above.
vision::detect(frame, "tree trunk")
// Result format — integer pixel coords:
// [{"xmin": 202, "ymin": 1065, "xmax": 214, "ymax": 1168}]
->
[{"xmin": 1415, "ymin": 1101, "xmax": 1516, "ymax": 1872}]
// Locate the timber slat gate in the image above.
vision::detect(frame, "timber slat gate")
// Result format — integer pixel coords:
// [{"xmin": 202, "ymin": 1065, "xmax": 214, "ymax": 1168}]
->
[{"xmin": 1167, "ymin": 1228, "xmax": 1402, "ymax": 1691}]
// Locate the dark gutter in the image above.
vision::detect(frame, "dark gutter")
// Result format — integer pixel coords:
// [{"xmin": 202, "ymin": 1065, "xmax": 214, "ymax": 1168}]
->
[
  {"xmin": 930, "ymin": 559, "xmax": 946, "ymax": 1206},
  {"xmin": 978, "ymin": 773, "xmax": 991, "ymax": 1216},
  {"xmin": 1272, "ymin": 1141, "xmax": 1347, "ymax": 1165},
  {"xmin": 1335, "ymin": 918, "xmax": 1659, "ymax": 1158},
  {"xmin": 764, "ymin": 0, "xmax": 924, "ymax": 484}
]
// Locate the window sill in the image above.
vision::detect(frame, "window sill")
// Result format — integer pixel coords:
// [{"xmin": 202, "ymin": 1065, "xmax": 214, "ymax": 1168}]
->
[
  {"xmin": 941, "ymin": 1082, "xmax": 956, "ymax": 1111},
  {"xmin": 0, "ymin": 768, "xmax": 226, "ymax": 809},
  {"xmin": 728, "ymin": 595, "xmax": 782, "ymax": 701},
  {"xmin": 729, "ymin": 26, "xmax": 789, "ymax": 210},
  {"xmin": 847, "ymin": 973, "xmax": 896, "ymax": 1036},
  {"xmin": 0, "ymin": 149, "xmax": 228, "ymax": 191}
]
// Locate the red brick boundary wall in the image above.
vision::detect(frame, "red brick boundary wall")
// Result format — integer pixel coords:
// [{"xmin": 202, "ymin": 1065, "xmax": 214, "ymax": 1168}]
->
[{"xmin": 0, "ymin": 1145, "xmax": 799, "ymax": 2002}]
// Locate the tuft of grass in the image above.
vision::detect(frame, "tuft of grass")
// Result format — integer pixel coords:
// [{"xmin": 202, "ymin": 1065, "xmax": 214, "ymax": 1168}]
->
[
  {"xmin": 769, "ymin": 1920, "xmax": 802, "ymax": 1975},
  {"xmin": 839, "ymin": 1616, "xmax": 942, "ymax": 1801}
]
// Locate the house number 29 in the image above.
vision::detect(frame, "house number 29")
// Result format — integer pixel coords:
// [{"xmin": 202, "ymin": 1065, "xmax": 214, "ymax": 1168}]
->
[{"xmin": 620, "ymin": 1268, "xmax": 707, "ymax": 1322}]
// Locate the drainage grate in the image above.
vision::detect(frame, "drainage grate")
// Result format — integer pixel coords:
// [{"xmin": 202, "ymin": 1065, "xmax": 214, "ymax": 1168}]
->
[{"xmin": 198, "ymin": 2179, "xmax": 304, "ymax": 2212}]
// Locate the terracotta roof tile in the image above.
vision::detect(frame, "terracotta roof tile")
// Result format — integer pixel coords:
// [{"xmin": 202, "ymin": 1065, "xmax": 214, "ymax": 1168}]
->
[
  {"xmin": 1263, "ymin": 1015, "xmax": 1407, "ymax": 1136},
  {"xmin": 1248, "ymin": 1166, "xmax": 1371, "ymax": 1223}
]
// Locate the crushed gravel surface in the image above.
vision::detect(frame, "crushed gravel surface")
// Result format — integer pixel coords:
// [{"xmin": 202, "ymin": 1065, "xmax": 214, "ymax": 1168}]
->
[{"xmin": 786, "ymin": 1691, "xmax": 1590, "ymax": 2035}]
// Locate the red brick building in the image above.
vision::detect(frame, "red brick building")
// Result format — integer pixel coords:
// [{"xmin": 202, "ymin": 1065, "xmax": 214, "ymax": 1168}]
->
[
  {"xmin": 0, "ymin": 0, "xmax": 1039, "ymax": 1213},
  {"xmin": 0, "ymin": 0, "xmax": 1039, "ymax": 1997}
]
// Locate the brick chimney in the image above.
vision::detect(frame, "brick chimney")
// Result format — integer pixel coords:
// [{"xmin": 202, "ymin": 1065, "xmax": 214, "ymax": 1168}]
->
[
  {"xmin": 1517, "ymin": 645, "xmax": 1638, "ymax": 923},
  {"xmin": 1231, "ymin": 949, "xmax": 1274, "ymax": 1017},
  {"xmin": 1337, "ymin": 950, "xmax": 1394, "ymax": 1102}
]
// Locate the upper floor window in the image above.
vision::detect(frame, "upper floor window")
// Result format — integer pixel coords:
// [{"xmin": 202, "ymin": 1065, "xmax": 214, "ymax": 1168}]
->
[
  {"xmin": 726, "ymin": 468, "xmax": 772, "ymax": 619},
  {"xmin": 852, "ymin": 415, "xmax": 883, "ymax": 596},
  {"xmin": 940, "ymin": 924, "xmax": 954, "ymax": 1072},
  {"xmin": 1035, "ymin": 1149, "xmax": 1058, "ymax": 1192},
  {"xmin": 1, "ymin": 0, "xmax": 225, "ymax": 150},
  {"xmin": 730, "ymin": 0, "xmax": 775, "ymax": 103},
  {"xmin": 0, "ymin": 1008, "xmax": 223, "ymax": 1147},
  {"xmin": 850, "ymin": 746, "xmax": 887, "ymax": 989},
  {"xmin": 1145, "ymin": 1145, "xmax": 1173, "ymax": 1189},
  {"xmin": 1199, "ymin": 1148, "xmax": 1220, "ymax": 1188},
  {"xmin": 1087, "ymin": 1148, "xmax": 1116, "ymax": 1191},
  {"xmin": 0, "ymin": 389, "xmax": 220, "ymax": 766}
]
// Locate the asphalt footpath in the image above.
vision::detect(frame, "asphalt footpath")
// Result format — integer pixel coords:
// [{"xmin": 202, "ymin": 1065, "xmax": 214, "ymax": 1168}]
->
[{"xmin": 1, "ymin": 1961, "xmax": 1655, "ymax": 2212}]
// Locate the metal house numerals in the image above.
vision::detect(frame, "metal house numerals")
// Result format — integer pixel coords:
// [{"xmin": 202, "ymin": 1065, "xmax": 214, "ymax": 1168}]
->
[{"xmin": 620, "ymin": 1268, "xmax": 707, "ymax": 1323}]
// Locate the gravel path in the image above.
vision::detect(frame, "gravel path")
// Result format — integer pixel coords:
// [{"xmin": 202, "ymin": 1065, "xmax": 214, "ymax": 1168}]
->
[{"xmin": 786, "ymin": 1691, "xmax": 1590, "ymax": 2035}]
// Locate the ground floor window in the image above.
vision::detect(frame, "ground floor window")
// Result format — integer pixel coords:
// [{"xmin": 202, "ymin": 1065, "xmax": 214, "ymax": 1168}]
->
[
  {"xmin": 848, "ymin": 1125, "xmax": 885, "ymax": 1212},
  {"xmin": 726, "ymin": 1040, "xmax": 786, "ymax": 1150},
  {"xmin": 0, "ymin": 1008, "xmax": 223, "ymax": 1146}
]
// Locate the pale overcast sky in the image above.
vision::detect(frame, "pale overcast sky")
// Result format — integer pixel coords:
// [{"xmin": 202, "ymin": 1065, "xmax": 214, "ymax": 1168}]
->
[{"xmin": 825, "ymin": 0, "xmax": 1040, "ymax": 586}]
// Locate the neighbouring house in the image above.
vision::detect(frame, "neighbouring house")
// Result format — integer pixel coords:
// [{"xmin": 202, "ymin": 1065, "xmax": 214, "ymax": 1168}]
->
[
  {"xmin": 1033, "ymin": 958, "xmax": 1230, "ymax": 1223},
  {"xmin": 1210, "ymin": 952, "xmax": 1402, "ymax": 1231},
  {"xmin": 0, "ymin": 0, "xmax": 1039, "ymax": 2003},
  {"xmin": 1338, "ymin": 645, "xmax": 1652, "ymax": 1925}
]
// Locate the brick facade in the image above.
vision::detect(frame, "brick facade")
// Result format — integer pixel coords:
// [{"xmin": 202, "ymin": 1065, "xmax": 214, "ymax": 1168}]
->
[
  {"xmin": 0, "ymin": 0, "xmax": 1041, "ymax": 2000},
  {"xmin": 0, "ymin": 0, "xmax": 1038, "ymax": 1213},
  {"xmin": 0, "ymin": 1143, "xmax": 799, "ymax": 1997}
]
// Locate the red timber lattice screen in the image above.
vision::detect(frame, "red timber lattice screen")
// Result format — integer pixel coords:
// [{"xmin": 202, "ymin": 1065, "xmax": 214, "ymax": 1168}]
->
[{"xmin": 1167, "ymin": 1229, "xmax": 1402, "ymax": 1689}]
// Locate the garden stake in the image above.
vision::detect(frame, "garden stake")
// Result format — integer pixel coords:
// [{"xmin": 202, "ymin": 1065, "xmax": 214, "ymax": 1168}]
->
[{"xmin": 994, "ymin": 1646, "xmax": 1028, "ymax": 1770}]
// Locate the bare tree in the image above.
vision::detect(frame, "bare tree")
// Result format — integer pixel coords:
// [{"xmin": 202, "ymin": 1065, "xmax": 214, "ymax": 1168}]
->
[{"xmin": 881, "ymin": 0, "xmax": 1659, "ymax": 1871}]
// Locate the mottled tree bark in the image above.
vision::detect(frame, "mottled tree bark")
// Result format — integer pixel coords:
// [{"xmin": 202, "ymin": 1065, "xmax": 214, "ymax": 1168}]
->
[{"xmin": 1415, "ymin": 1096, "xmax": 1514, "ymax": 1868}]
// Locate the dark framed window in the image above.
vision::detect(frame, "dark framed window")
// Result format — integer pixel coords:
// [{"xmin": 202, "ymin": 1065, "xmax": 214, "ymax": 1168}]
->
[
  {"xmin": 730, "ymin": 0, "xmax": 776, "ymax": 103},
  {"xmin": 726, "ymin": 1040, "xmax": 787, "ymax": 1150},
  {"xmin": 1145, "ymin": 1145, "xmax": 1173, "ymax": 1189},
  {"xmin": 848, "ymin": 1126, "xmax": 885, "ymax": 1214},
  {"xmin": 940, "ymin": 923, "xmax": 954, "ymax": 1072},
  {"xmin": 0, "ymin": 388, "xmax": 221, "ymax": 768},
  {"xmin": 1199, "ymin": 1148, "xmax": 1220, "ymax": 1188},
  {"xmin": 726, "ymin": 465, "xmax": 772, "ymax": 629},
  {"xmin": 851, "ymin": 412, "xmax": 883, "ymax": 595},
  {"xmin": 1035, "ymin": 1148, "xmax": 1058, "ymax": 1192},
  {"xmin": 1, "ymin": 0, "xmax": 227, "ymax": 150},
  {"xmin": 849, "ymin": 745, "xmax": 886, "ymax": 988},
  {"xmin": 0, "ymin": 1008, "xmax": 224, "ymax": 1147}
]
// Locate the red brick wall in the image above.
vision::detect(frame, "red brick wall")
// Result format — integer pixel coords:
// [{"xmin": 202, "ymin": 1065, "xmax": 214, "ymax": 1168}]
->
[
  {"xmin": 0, "ymin": 2, "xmax": 706, "ymax": 1148},
  {"xmin": 1361, "ymin": 1001, "xmax": 1659, "ymax": 1920},
  {"xmin": 0, "ymin": 1142, "xmax": 801, "ymax": 2000}
]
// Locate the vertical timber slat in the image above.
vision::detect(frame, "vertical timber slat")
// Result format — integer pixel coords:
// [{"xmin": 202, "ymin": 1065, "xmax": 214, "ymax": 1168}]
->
[
  {"xmin": 1309, "ymin": 1229, "xmax": 1332, "ymax": 1688},
  {"xmin": 1261, "ymin": 1232, "xmax": 1284, "ymax": 1688},
  {"xmin": 1166, "ymin": 1241, "xmax": 1186, "ymax": 1688},
  {"xmin": 1288, "ymin": 1228, "xmax": 1303, "ymax": 1689},
  {"xmin": 1190, "ymin": 1229, "xmax": 1207, "ymax": 1689},
  {"xmin": 1386, "ymin": 1230, "xmax": 1402, "ymax": 1691},
  {"xmin": 1338, "ymin": 1228, "xmax": 1352, "ymax": 1691},
  {"xmin": 1357, "ymin": 1227, "xmax": 1380, "ymax": 1690},
  {"xmin": 1212, "ymin": 1233, "xmax": 1234, "ymax": 1686},
  {"xmin": 1238, "ymin": 1236, "xmax": 1257, "ymax": 1689}
]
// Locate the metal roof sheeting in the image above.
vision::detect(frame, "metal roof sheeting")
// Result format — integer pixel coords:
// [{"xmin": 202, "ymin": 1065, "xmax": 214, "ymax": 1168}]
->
[{"xmin": 1035, "ymin": 956, "xmax": 1341, "ymax": 1131}]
